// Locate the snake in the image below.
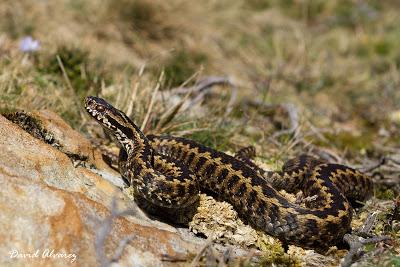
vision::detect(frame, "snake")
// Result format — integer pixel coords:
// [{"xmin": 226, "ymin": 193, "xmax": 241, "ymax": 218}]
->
[{"xmin": 84, "ymin": 96, "xmax": 373, "ymax": 250}]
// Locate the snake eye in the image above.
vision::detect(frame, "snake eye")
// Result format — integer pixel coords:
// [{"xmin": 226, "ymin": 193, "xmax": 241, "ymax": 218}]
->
[{"xmin": 96, "ymin": 105, "xmax": 105, "ymax": 112}]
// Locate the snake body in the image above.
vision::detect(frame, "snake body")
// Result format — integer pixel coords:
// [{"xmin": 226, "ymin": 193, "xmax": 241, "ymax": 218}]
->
[{"xmin": 85, "ymin": 96, "xmax": 373, "ymax": 250}]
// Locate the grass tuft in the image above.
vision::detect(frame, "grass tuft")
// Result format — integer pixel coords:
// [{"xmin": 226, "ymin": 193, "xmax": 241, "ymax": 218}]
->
[
  {"xmin": 37, "ymin": 46, "xmax": 104, "ymax": 96},
  {"xmin": 163, "ymin": 49, "xmax": 208, "ymax": 88}
]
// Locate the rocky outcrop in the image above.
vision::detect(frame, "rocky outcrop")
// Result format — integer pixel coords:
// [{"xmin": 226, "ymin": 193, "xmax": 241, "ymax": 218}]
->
[
  {"xmin": 0, "ymin": 112, "xmax": 203, "ymax": 267},
  {"xmin": 2, "ymin": 110, "xmax": 306, "ymax": 267}
]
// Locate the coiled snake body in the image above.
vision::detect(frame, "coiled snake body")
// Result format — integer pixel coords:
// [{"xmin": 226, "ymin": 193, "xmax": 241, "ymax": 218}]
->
[{"xmin": 85, "ymin": 96, "xmax": 373, "ymax": 250}]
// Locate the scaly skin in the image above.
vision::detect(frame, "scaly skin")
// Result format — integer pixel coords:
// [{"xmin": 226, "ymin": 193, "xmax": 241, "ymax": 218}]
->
[{"xmin": 85, "ymin": 96, "xmax": 373, "ymax": 250}]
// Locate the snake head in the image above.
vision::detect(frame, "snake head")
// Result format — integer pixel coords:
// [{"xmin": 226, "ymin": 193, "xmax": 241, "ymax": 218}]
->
[
  {"xmin": 84, "ymin": 95, "xmax": 142, "ymax": 136},
  {"xmin": 84, "ymin": 96, "xmax": 153, "ymax": 159},
  {"xmin": 85, "ymin": 96, "xmax": 113, "ymax": 115},
  {"xmin": 84, "ymin": 96, "xmax": 124, "ymax": 131}
]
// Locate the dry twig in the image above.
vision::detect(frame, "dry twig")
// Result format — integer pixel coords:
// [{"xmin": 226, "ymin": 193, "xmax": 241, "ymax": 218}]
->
[
  {"xmin": 361, "ymin": 156, "xmax": 400, "ymax": 173},
  {"xmin": 170, "ymin": 76, "xmax": 233, "ymax": 95},
  {"xmin": 341, "ymin": 212, "xmax": 391, "ymax": 267},
  {"xmin": 141, "ymin": 71, "xmax": 164, "ymax": 132},
  {"xmin": 243, "ymin": 99, "xmax": 300, "ymax": 139},
  {"xmin": 341, "ymin": 235, "xmax": 390, "ymax": 267},
  {"xmin": 95, "ymin": 197, "xmax": 137, "ymax": 267},
  {"xmin": 169, "ymin": 76, "xmax": 238, "ymax": 116},
  {"xmin": 189, "ymin": 238, "xmax": 214, "ymax": 267}
]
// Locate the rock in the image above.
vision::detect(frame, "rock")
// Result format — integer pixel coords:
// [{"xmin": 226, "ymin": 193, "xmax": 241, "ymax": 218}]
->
[
  {"xmin": 0, "ymin": 111, "xmax": 278, "ymax": 266},
  {"xmin": 3, "ymin": 110, "xmax": 113, "ymax": 173},
  {"xmin": 0, "ymin": 173, "xmax": 198, "ymax": 267},
  {"xmin": 0, "ymin": 114, "xmax": 201, "ymax": 266},
  {"xmin": 30, "ymin": 109, "xmax": 94, "ymax": 161}
]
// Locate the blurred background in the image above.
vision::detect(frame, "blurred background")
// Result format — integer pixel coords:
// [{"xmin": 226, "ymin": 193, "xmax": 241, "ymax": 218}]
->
[
  {"xmin": 1, "ymin": 0, "xmax": 399, "ymax": 175},
  {"xmin": 1, "ymin": 1, "xmax": 400, "ymax": 265}
]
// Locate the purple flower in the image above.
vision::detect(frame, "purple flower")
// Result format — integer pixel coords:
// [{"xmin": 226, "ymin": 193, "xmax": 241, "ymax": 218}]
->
[{"xmin": 19, "ymin": 36, "xmax": 40, "ymax": 52}]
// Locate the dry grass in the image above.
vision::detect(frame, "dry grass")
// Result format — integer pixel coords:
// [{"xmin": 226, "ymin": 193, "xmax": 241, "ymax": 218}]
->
[{"xmin": 1, "ymin": 0, "xmax": 399, "ymax": 266}]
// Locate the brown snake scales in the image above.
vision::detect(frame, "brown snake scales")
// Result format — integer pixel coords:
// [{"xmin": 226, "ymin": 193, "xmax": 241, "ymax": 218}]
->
[{"xmin": 85, "ymin": 96, "xmax": 373, "ymax": 250}]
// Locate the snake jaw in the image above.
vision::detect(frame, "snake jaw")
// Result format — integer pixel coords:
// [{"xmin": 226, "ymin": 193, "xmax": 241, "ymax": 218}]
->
[
  {"xmin": 85, "ymin": 95, "xmax": 154, "ymax": 162},
  {"xmin": 85, "ymin": 96, "xmax": 119, "ymax": 132},
  {"xmin": 85, "ymin": 96, "xmax": 109, "ymax": 118}
]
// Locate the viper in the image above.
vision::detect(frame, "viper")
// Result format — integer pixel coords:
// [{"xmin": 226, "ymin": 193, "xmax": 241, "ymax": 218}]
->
[{"xmin": 84, "ymin": 96, "xmax": 373, "ymax": 250}]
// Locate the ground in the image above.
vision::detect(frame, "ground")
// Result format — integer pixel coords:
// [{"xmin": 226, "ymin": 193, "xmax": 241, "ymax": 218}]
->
[{"xmin": 0, "ymin": 0, "xmax": 399, "ymax": 266}]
